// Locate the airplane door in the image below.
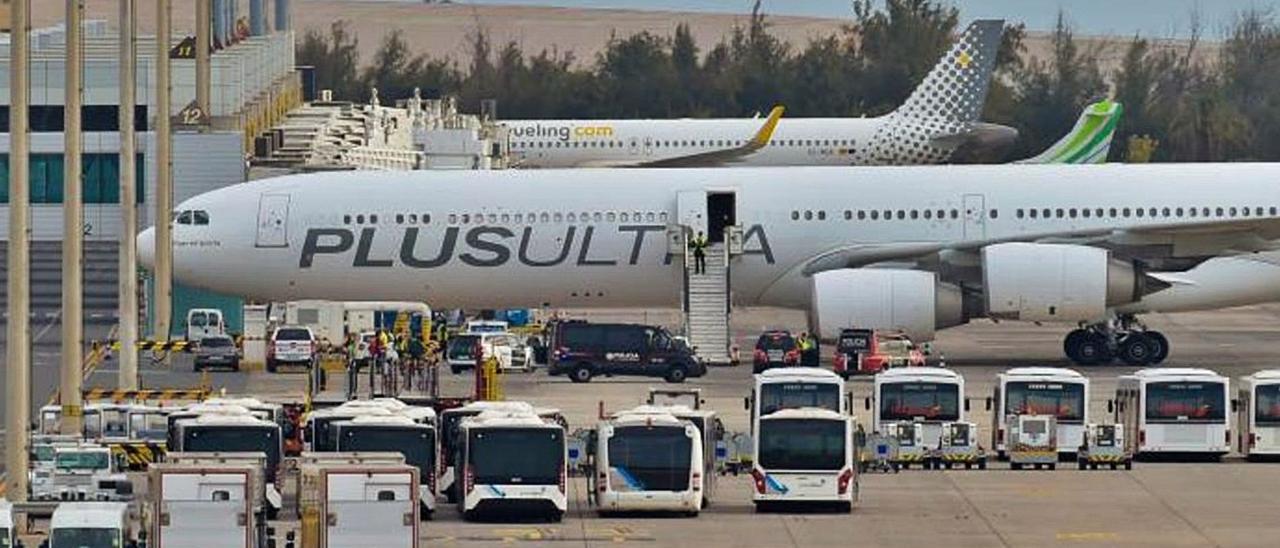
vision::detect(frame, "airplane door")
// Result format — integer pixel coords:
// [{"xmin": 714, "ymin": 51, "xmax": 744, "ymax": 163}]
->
[
  {"xmin": 629, "ymin": 136, "xmax": 641, "ymax": 155},
  {"xmin": 643, "ymin": 136, "xmax": 654, "ymax": 156},
  {"xmin": 962, "ymin": 193, "xmax": 986, "ymax": 240},
  {"xmin": 256, "ymin": 193, "xmax": 291, "ymax": 248},
  {"xmin": 677, "ymin": 190, "xmax": 708, "ymax": 236}
]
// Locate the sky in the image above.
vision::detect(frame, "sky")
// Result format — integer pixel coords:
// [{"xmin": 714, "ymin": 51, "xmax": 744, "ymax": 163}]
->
[{"xmin": 446, "ymin": 0, "xmax": 1279, "ymax": 38}]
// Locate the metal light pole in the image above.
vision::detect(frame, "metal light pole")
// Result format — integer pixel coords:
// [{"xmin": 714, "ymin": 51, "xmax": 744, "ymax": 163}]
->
[
  {"xmin": 196, "ymin": 0, "xmax": 210, "ymax": 114},
  {"xmin": 153, "ymin": 0, "xmax": 172, "ymax": 341},
  {"xmin": 60, "ymin": 0, "xmax": 85, "ymax": 436},
  {"xmin": 5, "ymin": 0, "xmax": 32, "ymax": 502},
  {"xmin": 118, "ymin": 0, "xmax": 139, "ymax": 390}
]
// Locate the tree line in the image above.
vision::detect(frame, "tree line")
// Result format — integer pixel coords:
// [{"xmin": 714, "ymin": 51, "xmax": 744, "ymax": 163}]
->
[{"xmin": 296, "ymin": 0, "xmax": 1280, "ymax": 163}]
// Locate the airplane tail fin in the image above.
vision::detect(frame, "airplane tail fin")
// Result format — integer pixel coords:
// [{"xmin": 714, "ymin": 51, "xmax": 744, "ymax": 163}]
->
[
  {"xmin": 1019, "ymin": 100, "xmax": 1123, "ymax": 164},
  {"xmin": 857, "ymin": 20, "xmax": 1004, "ymax": 164}
]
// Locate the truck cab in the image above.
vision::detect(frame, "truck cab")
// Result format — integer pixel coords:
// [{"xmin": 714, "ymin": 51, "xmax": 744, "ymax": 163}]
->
[
  {"xmin": 35, "ymin": 445, "xmax": 130, "ymax": 502},
  {"xmin": 46, "ymin": 502, "xmax": 139, "ymax": 548}
]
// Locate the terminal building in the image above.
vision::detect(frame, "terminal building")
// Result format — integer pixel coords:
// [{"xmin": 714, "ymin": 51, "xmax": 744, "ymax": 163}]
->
[{"xmin": 0, "ymin": 8, "xmax": 301, "ymax": 335}]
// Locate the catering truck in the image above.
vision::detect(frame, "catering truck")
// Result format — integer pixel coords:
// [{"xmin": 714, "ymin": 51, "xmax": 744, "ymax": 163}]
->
[
  {"xmin": 148, "ymin": 462, "xmax": 264, "ymax": 548},
  {"xmin": 299, "ymin": 463, "xmax": 420, "ymax": 548}
]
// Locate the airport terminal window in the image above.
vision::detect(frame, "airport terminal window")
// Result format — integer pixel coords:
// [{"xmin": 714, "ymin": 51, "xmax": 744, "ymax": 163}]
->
[{"xmin": 0, "ymin": 153, "xmax": 146, "ymax": 205}]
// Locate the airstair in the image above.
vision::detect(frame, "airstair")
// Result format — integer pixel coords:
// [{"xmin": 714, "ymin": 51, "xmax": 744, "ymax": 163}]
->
[{"xmin": 684, "ymin": 243, "xmax": 732, "ymax": 364}]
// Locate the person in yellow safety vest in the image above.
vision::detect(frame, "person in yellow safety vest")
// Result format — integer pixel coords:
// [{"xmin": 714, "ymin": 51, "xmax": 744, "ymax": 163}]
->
[{"xmin": 689, "ymin": 230, "xmax": 709, "ymax": 275}]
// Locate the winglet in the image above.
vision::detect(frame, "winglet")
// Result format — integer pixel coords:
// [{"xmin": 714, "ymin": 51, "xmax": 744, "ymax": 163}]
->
[
  {"xmin": 748, "ymin": 105, "xmax": 785, "ymax": 150},
  {"xmin": 1018, "ymin": 100, "xmax": 1123, "ymax": 164}
]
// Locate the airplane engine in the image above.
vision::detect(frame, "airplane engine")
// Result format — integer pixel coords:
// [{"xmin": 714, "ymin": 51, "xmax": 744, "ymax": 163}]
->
[
  {"xmin": 982, "ymin": 243, "xmax": 1159, "ymax": 322},
  {"xmin": 810, "ymin": 269, "xmax": 969, "ymax": 341}
]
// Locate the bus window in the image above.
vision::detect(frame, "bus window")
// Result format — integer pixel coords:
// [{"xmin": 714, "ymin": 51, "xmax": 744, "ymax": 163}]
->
[
  {"xmin": 879, "ymin": 383, "xmax": 960, "ymax": 421},
  {"xmin": 1145, "ymin": 382, "xmax": 1225, "ymax": 422},
  {"xmin": 1258, "ymin": 385, "xmax": 1280, "ymax": 425},
  {"xmin": 1004, "ymin": 382, "xmax": 1085, "ymax": 421},
  {"xmin": 470, "ymin": 429, "xmax": 563, "ymax": 485},
  {"xmin": 607, "ymin": 426, "xmax": 693, "ymax": 491},
  {"xmin": 758, "ymin": 419, "xmax": 845, "ymax": 470},
  {"xmin": 759, "ymin": 383, "xmax": 840, "ymax": 416}
]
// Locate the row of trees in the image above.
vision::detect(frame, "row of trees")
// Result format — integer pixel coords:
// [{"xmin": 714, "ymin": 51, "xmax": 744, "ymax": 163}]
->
[{"xmin": 297, "ymin": 0, "xmax": 1280, "ymax": 162}]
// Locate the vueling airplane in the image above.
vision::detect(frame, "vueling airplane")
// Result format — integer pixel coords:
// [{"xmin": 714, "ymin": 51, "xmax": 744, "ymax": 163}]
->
[
  {"xmin": 143, "ymin": 162, "xmax": 1280, "ymax": 367},
  {"xmin": 504, "ymin": 20, "xmax": 1015, "ymax": 167}
]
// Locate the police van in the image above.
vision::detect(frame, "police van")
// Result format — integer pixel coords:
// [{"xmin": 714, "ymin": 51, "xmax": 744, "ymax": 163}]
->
[
  {"xmin": 454, "ymin": 410, "xmax": 567, "ymax": 522},
  {"xmin": 550, "ymin": 322, "xmax": 705, "ymax": 383}
]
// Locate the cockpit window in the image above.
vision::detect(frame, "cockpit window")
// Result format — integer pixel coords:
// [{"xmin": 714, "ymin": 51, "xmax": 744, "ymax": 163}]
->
[
  {"xmin": 177, "ymin": 211, "xmax": 194, "ymax": 225},
  {"xmin": 174, "ymin": 210, "xmax": 210, "ymax": 225},
  {"xmin": 193, "ymin": 210, "xmax": 210, "ymax": 225}
]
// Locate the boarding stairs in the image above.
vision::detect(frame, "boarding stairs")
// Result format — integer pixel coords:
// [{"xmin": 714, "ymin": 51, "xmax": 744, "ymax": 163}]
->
[{"xmin": 684, "ymin": 243, "xmax": 732, "ymax": 365}]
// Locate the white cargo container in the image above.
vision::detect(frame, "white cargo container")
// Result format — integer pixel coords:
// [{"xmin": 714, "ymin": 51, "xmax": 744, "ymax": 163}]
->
[
  {"xmin": 164, "ymin": 452, "xmax": 276, "ymax": 516},
  {"xmin": 149, "ymin": 463, "xmax": 262, "ymax": 548},
  {"xmin": 48, "ymin": 502, "xmax": 141, "ymax": 548},
  {"xmin": 300, "ymin": 463, "xmax": 420, "ymax": 548}
]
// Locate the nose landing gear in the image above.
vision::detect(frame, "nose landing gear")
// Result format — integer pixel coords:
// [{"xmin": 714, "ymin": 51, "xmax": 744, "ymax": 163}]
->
[{"xmin": 1064, "ymin": 315, "xmax": 1168, "ymax": 366}]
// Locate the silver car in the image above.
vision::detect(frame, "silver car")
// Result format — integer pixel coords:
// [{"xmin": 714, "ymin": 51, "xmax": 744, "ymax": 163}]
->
[{"xmin": 195, "ymin": 335, "xmax": 240, "ymax": 371}]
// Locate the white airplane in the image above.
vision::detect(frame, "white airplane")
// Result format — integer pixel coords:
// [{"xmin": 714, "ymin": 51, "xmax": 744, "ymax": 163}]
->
[
  {"xmin": 504, "ymin": 20, "xmax": 1015, "ymax": 167},
  {"xmin": 142, "ymin": 163, "xmax": 1280, "ymax": 367}
]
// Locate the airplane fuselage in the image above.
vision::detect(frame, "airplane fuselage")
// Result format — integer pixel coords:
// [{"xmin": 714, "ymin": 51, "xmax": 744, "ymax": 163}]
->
[{"xmin": 156, "ymin": 164, "xmax": 1280, "ymax": 316}]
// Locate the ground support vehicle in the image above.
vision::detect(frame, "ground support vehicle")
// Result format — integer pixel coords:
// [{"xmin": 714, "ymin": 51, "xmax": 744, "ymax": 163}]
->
[
  {"xmin": 299, "ymin": 463, "xmax": 420, "ymax": 548},
  {"xmin": 751, "ymin": 408, "xmax": 856, "ymax": 513},
  {"xmin": 454, "ymin": 410, "xmax": 567, "ymax": 522},
  {"xmin": 164, "ymin": 452, "xmax": 281, "ymax": 517},
  {"xmin": 859, "ymin": 432, "xmax": 900, "ymax": 473},
  {"xmin": 1076, "ymin": 424, "xmax": 1133, "ymax": 470},
  {"xmin": 593, "ymin": 409, "xmax": 703, "ymax": 515},
  {"xmin": 883, "ymin": 422, "xmax": 928, "ymax": 470},
  {"xmin": 1007, "ymin": 415, "xmax": 1058, "ymax": 470},
  {"xmin": 148, "ymin": 462, "xmax": 263, "ymax": 548},
  {"xmin": 929, "ymin": 422, "xmax": 987, "ymax": 470},
  {"xmin": 48, "ymin": 502, "xmax": 142, "ymax": 548},
  {"xmin": 31, "ymin": 445, "xmax": 132, "ymax": 502}
]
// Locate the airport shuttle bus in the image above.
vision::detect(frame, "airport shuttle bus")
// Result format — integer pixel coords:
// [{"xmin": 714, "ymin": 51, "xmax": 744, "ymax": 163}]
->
[
  {"xmin": 992, "ymin": 367, "xmax": 1089, "ymax": 457},
  {"xmin": 172, "ymin": 414, "xmax": 284, "ymax": 480},
  {"xmin": 615, "ymin": 404, "xmax": 719, "ymax": 506},
  {"xmin": 439, "ymin": 401, "xmax": 564, "ymax": 502},
  {"xmin": 455, "ymin": 411, "xmax": 567, "ymax": 522},
  {"xmin": 334, "ymin": 415, "xmax": 439, "ymax": 516},
  {"xmin": 596, "ymin": 410, "xmax": 704, "ymax": 515},
  {"xmin": 750, "ymin": 368, "xmax": 846, "ymax": 435},
  {"xmin": 1114, "ymin": 368, "xmax": 1230, "ymax": 458},
  {"xmin": 871, "ymin": 368, "xmax": 965, "ymax": 448},
  {"xmin": 751, "ymin": 408, "xmax": 855, "ymax": 513},
  {"xmin": 1237, "ymin": 370, "xmax": 1280, "ymax": 459}
]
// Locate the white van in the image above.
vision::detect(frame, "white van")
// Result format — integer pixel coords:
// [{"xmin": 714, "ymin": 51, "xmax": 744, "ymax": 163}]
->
[
  {"xmin": 48, "ymin": 502, "xmax": 141, "ymax": 548},
  {"xmin": 597, "ymin": 409, "xmax": 703, "ymax": 515},
  {"xmin": 186, "ymin": 308, "xmax": 226, "ymax": 341}
]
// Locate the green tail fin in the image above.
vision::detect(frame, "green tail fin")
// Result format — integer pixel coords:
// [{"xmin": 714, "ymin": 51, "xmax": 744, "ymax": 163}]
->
[{"xmin": 1019, "ymin": 100, "xmax": 1123, "ymax": 164}]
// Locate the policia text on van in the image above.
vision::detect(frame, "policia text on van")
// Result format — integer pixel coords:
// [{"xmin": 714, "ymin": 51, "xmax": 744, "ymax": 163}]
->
[{"xmin": 550, "ymin": 322, "xmax": 706, "ymax": 383}]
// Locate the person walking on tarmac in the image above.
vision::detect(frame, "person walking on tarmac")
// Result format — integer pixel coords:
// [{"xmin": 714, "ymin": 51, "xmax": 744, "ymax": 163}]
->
[{"xmin": 689, "ymin": 230, "xmax": 709, "ymax": 275}]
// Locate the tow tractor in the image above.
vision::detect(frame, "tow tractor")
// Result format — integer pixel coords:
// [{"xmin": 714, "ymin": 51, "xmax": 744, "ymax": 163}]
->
[
  {"xmin": 1007, "ymin": 414, "xmax": 1058, "ymax": 470},
  {"xmin": 930, "ymin": 422, "xmax": 988, "ymax": 470},
  {"xmin": 1076, "ymin": 423, "xmax": 1133, "ymax": 470}
]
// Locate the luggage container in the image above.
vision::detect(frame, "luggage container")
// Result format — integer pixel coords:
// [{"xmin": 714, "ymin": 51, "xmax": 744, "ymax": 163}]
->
[
  {"xmin": 149, "ymin": 462, "xmax": 263, "ymax": 548},
  {"xmin": 1076, "ymin": 424, "xmax": 1133, "ymax": 470},
  {"xmin": 299, "ymin": 463, "xmax": 420, "ymax": 548},
  {"xmin": 884, "ymin": 421, "xmax": 927, "ymax": 469},
  {"xmin": 164, "ymin": 452, "xmax": 278, "ymax": 516},
  {"xmin": 931, "ymin": 421, "xmax": 987, "ymax": 470},
  {"xmin": 1007, "ymin": 415, "xmax": 1058, "ymax": 470}
]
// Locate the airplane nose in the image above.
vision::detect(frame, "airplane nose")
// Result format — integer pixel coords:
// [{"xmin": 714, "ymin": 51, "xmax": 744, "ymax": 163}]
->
[{"xmin": 137, "ymin": 227, "xmax": 155, "ymax": 270}]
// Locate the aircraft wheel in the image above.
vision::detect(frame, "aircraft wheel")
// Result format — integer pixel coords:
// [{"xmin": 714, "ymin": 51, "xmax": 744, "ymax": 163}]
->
[
  {"xmin": 1146, "ymin": 331, "xmax": 1170, "ymax": 364},
  {"xmin": 1063, "ymin": 329, "xmax": 1087, "ymax": 363},
  {"xmin": 1118, "ymin": 333, "xmax": 1155, "ymax": 366},
  {"xmin": 1074, "ymin": 333, "xmax": 1110, "ymax": 366}
]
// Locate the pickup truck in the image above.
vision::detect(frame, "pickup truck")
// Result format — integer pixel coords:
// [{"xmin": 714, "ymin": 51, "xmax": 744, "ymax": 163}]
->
[{"xmin": 267, "ymin": 326, "xmax": 316, "ymax": 373}]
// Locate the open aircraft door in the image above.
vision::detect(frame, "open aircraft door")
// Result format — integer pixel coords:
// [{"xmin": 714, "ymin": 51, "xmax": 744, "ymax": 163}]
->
[{"xmin": 256, "ymin": 193, "xmax": 291, "ymax": 248}]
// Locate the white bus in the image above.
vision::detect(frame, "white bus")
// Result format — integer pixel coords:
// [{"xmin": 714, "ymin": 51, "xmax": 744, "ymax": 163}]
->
[
  {"xmin": 455, "ymin": 410, "xmax": 567, "ymax": 522},
  {"xmin": 751, "ymin": 408, "xmax": 855, "ymax": 513},
  {"xmin": 749, "ymin": 367, "xmax": 846, "ymax": 435},
  {"xmin": 991, "ymin": 367, "xmax": 1088, "ymax": 457},
  {"xmin": 871, "ymin": 368, "xmax": 966, "ymax": 448},
  {"xmin": 1114, "ymin": 368, "xmax": 1230, "ymax": 459},
  {"xmin": 623, "ymin": 404, "xmax": 720, "ymax": 505},
  {"xmin": 1236, "ymin": 370, "xmax": 1280, "ymax": 459},
  {"xmin": 596, "ymin": 409, "xmax": 703, "ymax": 515},
  {"xmin": 439, "ymin": 401, "xmax": 565, "ymax": 502}
]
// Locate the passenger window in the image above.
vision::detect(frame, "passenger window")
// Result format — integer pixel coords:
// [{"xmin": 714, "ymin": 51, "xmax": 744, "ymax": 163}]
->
[
  {"xmin": 487, "ymin": 213, "xmax": 497, "ymax": 223},
  {"xmin": 448, "ymin": 214, "xmax": 457, "ymax": 224},
  {"xmin": 193, "ymin": 210, "xmax": 210, "ymax": 225},
  {"xmin": 923, "ymin": 210, "xmax": 932, "ymax": 220},
  {"xmin": 396, "ymin": 214, "xmax": 405, "ymax": 224},
  {"xmin": 541, "ymin": 213, "xmax": 550, "ymax": 223},
  {"xmin": 1162, "ymin": 207, "xmax": 1171, "ymax": 217},
  {"xmin": 514, "ymin": 213, "xmax": 523, "ymax": 223},
  {"xmin": 843, "ymin": 210, "xmax": 852, "ymax": 220},
  {"xmin": 936, "ymin": 209, "xmax": 946, "ymax": 219},
  {"xmin": 1067, "ymin": 209, "xmax": 1076, "ymax": 219},
  {"xmin": 568, "ymin": 213, "xmax": 577, "ymax": 223},
  {"xmin": 1081, "ymin": 209, "xmax": 1090, "ymax": 218},
  {"xmin": 817, "ymin": 211, "xmax": 826, "ymax": 221},
  {"xmin": 910, "ymin": 210, "xmax": 919, "ymax": 220},
  {"xmin": 1056, "ymin": 208, "xmax": 1065, "ymax": 218},
  {"xmin": 858, "ymin": 211, "xmax": 867, "ymax": 220},
  {"xmin": 950, "ymin": 210, "xmax": 958, "ymax": 219},
  {"xmin": 408, "ymin": 214, "xmax": 417, "ymax": 224},
  {"xmin": 501, "ymin": 213, "xmax": 510, "ymax": 223},
  {"xmin": 343, "ymin": 215, "xmax": 352, "ymax": 225},
  {"xmin": 356, "ymin": 214, "xmax": 365, "ymax": 224},
  {"xmin": 791, "ymin": 211, "xmax": 799, "ymax": 221},
  {"xmin": 1135, "ymin": 208, "xmax": 1144, "ymax": 218},
  {"xmin": 460, "ymin": 214, "xmax": 469, "ymax": 224},
  {"xmin": 370, "ymin": 214, "xmax": 378, "ymax": 224},
  {"xmin": 1029, "ymin": 209, "xmax": 1038, "ymax": 219},
  {"xmin": 804, "ymin": 211, "xmax": 813, "ymax": 221},
  {"xmin": 870, "ymin": 211, "xmax": 880, "ymax": 220},
  {"xmin": 606, "ymin": 212, "xmax": 616, "ymax": 222},
  {"xmin": 896, "ymin": 210, "xmax": 905, "ymax": 220},
  {"xmin": 1016, "ymin": 209, "xmax": 1024, "ymax": 219},
  {"xmin": 885, "ymin": 210, "xmax": 893, "ymax": 221},
  {"xmin": 593, "ymin": 212, "xmax": 603, "ymax": 222},
  {"xmin": 990, "ymin": 209, "xmax": 999, "ymax": 219}
]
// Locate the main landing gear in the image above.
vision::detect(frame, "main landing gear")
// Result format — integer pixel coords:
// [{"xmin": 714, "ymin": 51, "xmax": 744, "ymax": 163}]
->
[{"xmin": 1063, "ymin": 315, "xmax": 1169, "ymax": 366}]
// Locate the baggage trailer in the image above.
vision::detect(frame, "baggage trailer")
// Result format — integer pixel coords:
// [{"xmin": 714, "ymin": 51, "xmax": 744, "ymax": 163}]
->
[
  {"xmin": 299, "ymin": 463, "xmax": 420, "ymax": 548},
  {"xmin": 149, "ymin": 462, "xmax": 263, "ymax": 548},
  {"xmin": 1076, "ymin": 424, "xmax": 1133, "ymax": 470},
  {"xmin": 884, "ymin": 422, "xmax": 928, "ymax": 469},
  {"xmin": 930, "ymin": 422, "xmax": 987, "ymax": 470},
  {"xmin": 1006, "ymin": 415, "xmax": 1058, "ymax": 470}
]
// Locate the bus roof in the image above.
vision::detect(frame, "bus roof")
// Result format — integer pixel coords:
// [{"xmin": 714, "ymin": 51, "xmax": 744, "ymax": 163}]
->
[
  {"xmin": 188, "ymin": 414, "xmax": 276, "ymax": 427},
  {"xmin": 876, "ymin": 367, "xmax": 963, "ymax": 383},
  {"xmin": 464, "ymin": 412, "xmax": 560, "ymax": 429},
  {"xmin": 757, "ymin": 367, "xmax": 841, "ymax": 382},
  {"xmin": 608, "ymin": 411, "xmax": 687, "ymax": 429},
  {"xmin": 760, "ymin": 407, "xmax": 846, "ymax": 421},
  {"xmin": 51, "ymin": 502, "xmax": 128, "ymax": 529},
  {"xmin": 1241, "ymin": 369, "xmax": 1280, "ymax": 384},
  {"xmin": 343, "ymin": 415, "xmax": 422, "ymax": 427},
  {"xmin": 999, "ymin": 367, "xmax": 1085, "ymax": 380},
  {"xmin": 1122, "ymin": 368, "xmax": 1225, "ymax": 381}
]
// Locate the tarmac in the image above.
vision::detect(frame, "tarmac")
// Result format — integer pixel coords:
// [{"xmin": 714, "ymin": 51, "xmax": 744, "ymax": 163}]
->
[{"xmin": 8, "ymin": 304, "xmax": 1280, "ymax": 546}]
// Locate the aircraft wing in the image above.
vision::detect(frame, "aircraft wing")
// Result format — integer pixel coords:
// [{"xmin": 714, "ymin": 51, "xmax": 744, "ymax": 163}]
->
[
  {"xmin": 628, "ymin": 106, "xmax": 784, "ymax": 168},
  {"xmin": 801, "ymin": 216, "xmax": 1280, "ymax": 276}
]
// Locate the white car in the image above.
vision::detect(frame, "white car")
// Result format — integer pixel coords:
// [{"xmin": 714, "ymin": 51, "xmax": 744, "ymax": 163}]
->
[
  {"xmin": 447, "ymin": 332, "xmax": 531, "ymax": 374},
  {"xmin": 267, "ymin": 325, "xmax": 316, "ymax": 373}
]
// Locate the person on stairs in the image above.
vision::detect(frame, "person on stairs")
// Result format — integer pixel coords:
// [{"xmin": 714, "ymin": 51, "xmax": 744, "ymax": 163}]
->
[{"xmin": 689, "ymin": 230, "xmax": 709, "ymax": 275}]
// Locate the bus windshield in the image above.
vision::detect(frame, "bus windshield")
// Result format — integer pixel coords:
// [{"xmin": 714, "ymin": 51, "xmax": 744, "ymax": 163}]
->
[
  {"xmin": 759, "ymin": 383, "xmax": 841, "ymax": 416},
  {"xmin": 339, "ymin": 427, "xmax": 435, "ymax": 478},
  {"xmin": 448, "ymin": 336, "xmax": 479, "ymax": 360},
  {"xmin": 470, "ymin": 428, "xmax": 563, "ymax": 485},
  {"xmin": 55, "ymin": 451, "xmax": 110, "ymax": 471},
  {"xmin": 1145, "ymin": 381, "xmax": 1225, "ymax": 422},
  {"xmin": 1004, "ymin": 381, "xmax": 1086, "ymax": 422},
  {"xmin": 51, "ymin": 528, "xmax": 118, "ymax": 548},
  {"xmin": 606, "ymin": 426, "xmax": 693, "ymax": 492},
  {"xmin": 758, "ymin": 419, "xmax": 846, "ymax": 471},
  {"xmin": 879, "ymin": 382, "xmax": 960, "ymax": 421},
  {"xmin": 1256, "ymin": 385, "xmax": 1280, "ymax": 425},
  {"xmin": 184, "ymin": 426, "xmax": 281, "ymax": 473}
]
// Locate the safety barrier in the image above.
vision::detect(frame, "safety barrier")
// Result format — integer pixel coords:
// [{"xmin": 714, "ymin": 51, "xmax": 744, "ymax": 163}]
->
[
  {"xmin": 96, "ymin": 340, "xmax": 198, "ymax": 353},
  {"xmin": 81, "ymin": 388, "xmax": 211, "ymax": 402},
  {"xmin": 109, "ymin": 442, "xmax": 167, "ymax": 471}
]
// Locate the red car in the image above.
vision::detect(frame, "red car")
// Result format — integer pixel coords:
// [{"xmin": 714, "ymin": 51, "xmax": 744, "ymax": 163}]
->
[
  {"xmin": 753, "ymin": 330, "xmax": 800, "ymax": 373},
  {"xmin": 834, "ymin": 329, "xmax": 926, "ymax": 377}
]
